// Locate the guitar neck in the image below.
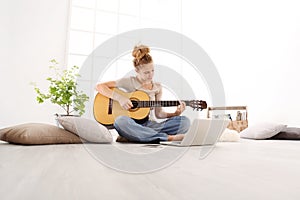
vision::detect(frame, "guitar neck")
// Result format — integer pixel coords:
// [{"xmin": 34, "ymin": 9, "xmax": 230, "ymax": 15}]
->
[{"xmin": 136, "ymin": 100, "xmax": 190, "ymax": 108}]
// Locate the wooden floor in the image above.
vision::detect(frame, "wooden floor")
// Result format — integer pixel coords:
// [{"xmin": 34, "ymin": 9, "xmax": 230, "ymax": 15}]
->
[{"xmin": 0, "ymin": 139, "xmax": 299, "ymax": 200}]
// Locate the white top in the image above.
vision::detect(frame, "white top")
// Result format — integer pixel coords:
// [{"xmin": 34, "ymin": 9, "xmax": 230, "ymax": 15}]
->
[{"xmin": 116, "ymin": 76, "xmax": 162, "ymax": 120}]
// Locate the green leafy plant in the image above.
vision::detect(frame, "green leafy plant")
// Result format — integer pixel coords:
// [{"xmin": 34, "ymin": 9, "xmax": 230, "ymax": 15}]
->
[{"xmin": 32, "ymin": 59, "xmax": 89, "ymax": 116}]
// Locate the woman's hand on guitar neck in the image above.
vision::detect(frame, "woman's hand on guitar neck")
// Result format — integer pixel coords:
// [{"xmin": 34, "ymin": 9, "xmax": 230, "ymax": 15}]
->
[
  {"xmin": 175, "ymin": 101, "xmax": 186, "ymax": 116},
  {"xmin": 112, "ymin": 91, "xmax": 133, "ymax": 110},
  {"xmin": 169, "ymin": 102, "xmax": 186, "ymax": 117}
]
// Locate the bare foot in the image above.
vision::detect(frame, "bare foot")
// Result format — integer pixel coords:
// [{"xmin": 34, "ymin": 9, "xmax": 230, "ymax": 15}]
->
[
  {"xmin": 168, "ymin": 134, "xmax": 185, "ymax": 141},
  {"xmin": 116, "ymin": 135, "xmax": 130, "ymax": 143}
]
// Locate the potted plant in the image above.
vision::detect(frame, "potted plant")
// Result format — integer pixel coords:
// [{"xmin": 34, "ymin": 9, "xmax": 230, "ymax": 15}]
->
[{"xmin": 31, "ymin": 59, "xmax": 89, "ymax": 116}]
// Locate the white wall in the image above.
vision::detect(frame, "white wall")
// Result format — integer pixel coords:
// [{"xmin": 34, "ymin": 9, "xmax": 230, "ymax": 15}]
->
[
  {"xmin": 183, "ymin": 0, "xmax": 300, "ymax": 126},
  {"xmin": 0, "ymin": 0, "xmax": 70, "ymax": 127},
  {"xmin": 1, "ymin": 0, "xmax": 300, "ymax": 128}
]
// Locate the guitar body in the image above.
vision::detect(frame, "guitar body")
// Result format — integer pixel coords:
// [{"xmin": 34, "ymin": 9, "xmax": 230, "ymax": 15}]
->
[
  {"xmin": 93, "ymin": 88, "xmax": 207, "ymax": 126},
  {"xmin": 93, "ymin": 88, "xmax": 150, "ymax": 126}
]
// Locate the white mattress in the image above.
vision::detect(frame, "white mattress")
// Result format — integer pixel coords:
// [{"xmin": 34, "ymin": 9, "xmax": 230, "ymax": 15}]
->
[{"xmin": 0, "ymin": 139, "xmax": 299, "ymax": 200}]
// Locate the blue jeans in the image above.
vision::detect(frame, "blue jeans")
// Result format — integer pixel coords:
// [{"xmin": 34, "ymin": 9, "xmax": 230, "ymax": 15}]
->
[{"xmin": 114, "ymin": 116, "xmax": 190, "ymax": 142}]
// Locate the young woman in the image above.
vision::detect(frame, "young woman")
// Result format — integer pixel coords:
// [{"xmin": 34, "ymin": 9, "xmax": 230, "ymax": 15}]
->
[{"xmin": 96, "ymin": 44, "xmax": 190, "ymax": 142}]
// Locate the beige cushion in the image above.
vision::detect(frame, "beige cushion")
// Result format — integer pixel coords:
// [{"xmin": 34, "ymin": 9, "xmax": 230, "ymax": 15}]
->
[
  {"xmin": 56, "ymin": 116, "xmax": 113, "ymax": 143},
  {"xmin": 0, "ymin": 123, "xmax": 82, "ymax": 145}
]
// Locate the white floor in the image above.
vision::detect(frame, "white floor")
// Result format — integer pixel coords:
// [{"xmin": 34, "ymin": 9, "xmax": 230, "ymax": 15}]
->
[{"xmin": 0, "ymin": 139, "xmax": 299, "ymax": 200}]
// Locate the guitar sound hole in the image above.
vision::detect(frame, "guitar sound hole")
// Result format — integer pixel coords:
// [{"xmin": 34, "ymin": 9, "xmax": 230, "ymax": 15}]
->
[{"xmin": 131, "ymin": 100, "xmax": 138, "ymax": 109}]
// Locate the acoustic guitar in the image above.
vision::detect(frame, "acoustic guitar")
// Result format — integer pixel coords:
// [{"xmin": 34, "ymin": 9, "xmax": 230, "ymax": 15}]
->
[{"xmin": 93, "ymin": 88, "xmax": 207, "ymax": 126}]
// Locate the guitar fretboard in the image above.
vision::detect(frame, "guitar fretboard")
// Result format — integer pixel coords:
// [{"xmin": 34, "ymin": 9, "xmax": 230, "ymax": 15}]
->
[{"xmin": 135, "ymin": 100, "xmax": 190, "ymax": 108}]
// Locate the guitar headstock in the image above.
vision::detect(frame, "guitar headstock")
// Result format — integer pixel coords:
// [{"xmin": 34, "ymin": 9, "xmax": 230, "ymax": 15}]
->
[{"xmin": 188, "ymin": 100, "xmax": 207, "ymax": 111}]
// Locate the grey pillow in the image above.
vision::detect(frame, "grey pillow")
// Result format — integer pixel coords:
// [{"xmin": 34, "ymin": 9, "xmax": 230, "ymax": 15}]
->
[
  {"xmin": 270, "ymin": 127, "xmax": 300, "ymax": 140},
  {"xmin": 0, "ymin": 123, "xmax": 82, "ymax": 145},
  {"xmin": 56, "ymin": 116, "xmax": 113, "ymax": 143}
]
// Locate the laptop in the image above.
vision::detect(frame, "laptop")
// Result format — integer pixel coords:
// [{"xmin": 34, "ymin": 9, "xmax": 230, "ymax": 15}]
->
[{"xmin": 160, "ymin": 118, "xmax": 230, "ymax": 146}]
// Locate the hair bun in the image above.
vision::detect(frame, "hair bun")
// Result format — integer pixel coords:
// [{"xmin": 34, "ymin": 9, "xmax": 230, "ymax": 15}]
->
[{"xmin": 132, "ymin": 45, "xmax": 150, "ymax": 60}]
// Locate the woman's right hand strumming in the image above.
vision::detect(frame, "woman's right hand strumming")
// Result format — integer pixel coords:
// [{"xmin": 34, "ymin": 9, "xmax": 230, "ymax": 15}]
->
[
  {"xmin": 96, "ymin": 81, "xmax": 133, "ymax": 110},
  {"xmin": 112, "ymin": 92, "xmax": 133, "ymax": 110}
]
